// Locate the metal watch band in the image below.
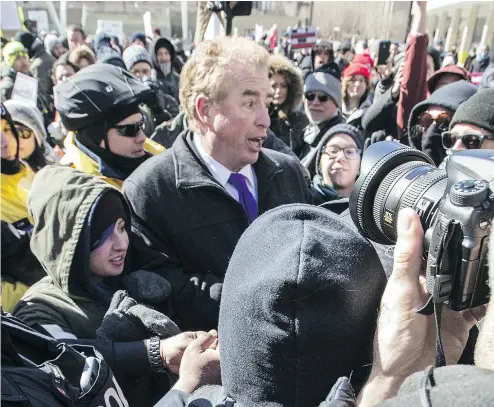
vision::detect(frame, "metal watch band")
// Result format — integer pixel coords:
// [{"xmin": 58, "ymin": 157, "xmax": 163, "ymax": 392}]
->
[{"xmin": 148, "ymin": 336, "xmax": 166, "ymax": 373}]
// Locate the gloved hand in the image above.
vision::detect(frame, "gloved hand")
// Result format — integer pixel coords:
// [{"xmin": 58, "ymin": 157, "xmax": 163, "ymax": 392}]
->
[
  {"xmin": 96, "ymin": 290, "xmax": 180, "ymax": 341},
  {"xmin": 123, "ymin": 270, "xmax": 172, "ymax": 304},
  {"xmin": 318, "ymin": 377, "xmax": 357, "ymax": 407},
  {"xmin": 364, "ymin": 130, "xmax": 389, "ymax": 152}
]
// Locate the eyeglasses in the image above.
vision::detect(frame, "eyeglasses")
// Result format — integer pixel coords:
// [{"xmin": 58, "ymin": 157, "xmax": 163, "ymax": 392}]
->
[
  {"xmin": 324, "ymin": 146, "xmax": 361, "ymax": 160},
  {"xmin": 442, "ymin": 131, "xmax": 494, "ymax": 150},
  {"xmin": 14, "ymin": 124, "xmax": 34, "ymax": 139},
  {"xmin": 305, "ymin": 92, "xmax": 330, "ymax": 103},
  {"xmin": 419, "ymin": 112, "xmax": 451, "ymax": 131},
  {"xmin": 114, "ymin": 118, "xmax": 145, "ymax": 138}
]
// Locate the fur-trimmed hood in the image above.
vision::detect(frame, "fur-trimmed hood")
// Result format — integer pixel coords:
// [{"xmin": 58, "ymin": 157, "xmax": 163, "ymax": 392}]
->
[{"xmin": 268, "ymin": 54, "xmax": 304, "ymax": 114}]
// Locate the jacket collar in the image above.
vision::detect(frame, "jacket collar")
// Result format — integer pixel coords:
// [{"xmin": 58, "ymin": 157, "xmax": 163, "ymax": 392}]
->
[
  {"xmin": 304, "ymin": 114, "xmax": 343, "ymax": 146},
  {"xmin": 174, "ymin": 131, "xmax": 283, "ymax": 201}
]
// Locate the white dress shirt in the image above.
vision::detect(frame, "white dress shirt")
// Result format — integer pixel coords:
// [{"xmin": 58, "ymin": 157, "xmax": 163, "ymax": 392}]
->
[{"xmin": 193, "ymin": 133, "xmax": 258, "ymax": 203}]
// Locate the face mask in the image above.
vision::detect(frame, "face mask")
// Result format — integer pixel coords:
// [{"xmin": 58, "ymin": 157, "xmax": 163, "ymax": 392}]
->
[{"xmin": 159, "ymin": 62, "xmax": 171, "ymax": 76}]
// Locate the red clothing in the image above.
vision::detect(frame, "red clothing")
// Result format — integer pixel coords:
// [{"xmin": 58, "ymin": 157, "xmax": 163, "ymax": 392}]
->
[{"xmin": 397, "ymin": 34, "xmax": 428, "ymax": 139}]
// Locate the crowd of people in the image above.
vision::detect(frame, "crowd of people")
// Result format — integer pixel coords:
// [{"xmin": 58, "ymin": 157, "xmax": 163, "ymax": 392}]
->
[{"xmin": 2, "ymin": 1, "xmax": 494, "ymax": 405}]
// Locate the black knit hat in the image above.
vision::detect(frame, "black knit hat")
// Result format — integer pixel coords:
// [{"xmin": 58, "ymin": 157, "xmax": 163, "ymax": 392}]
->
[
  {"xmin": 219, "ymin": 204, "xmax": 386, "ymax": 406},
  {"xmin": 89, "ymin": 191, "xmax": 127, "ymax": 251},
  {"xmin": 315, "ymin": 123, "xmax": 363, "ymax": 175},
  {"xmin": 449, "ymin": 88, "xmax": 494, "ymax": 134}
]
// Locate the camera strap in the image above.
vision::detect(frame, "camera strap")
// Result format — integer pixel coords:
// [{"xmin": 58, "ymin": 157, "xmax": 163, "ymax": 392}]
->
[{"xmin": 418, "ymin": 218, "xmax": 463, "ymax": 367}]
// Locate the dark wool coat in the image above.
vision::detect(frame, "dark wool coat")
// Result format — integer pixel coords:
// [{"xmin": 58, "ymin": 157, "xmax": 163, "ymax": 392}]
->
[{"xmin": 123, "ymin": 132, "xmax": 312, "ymax": 331}]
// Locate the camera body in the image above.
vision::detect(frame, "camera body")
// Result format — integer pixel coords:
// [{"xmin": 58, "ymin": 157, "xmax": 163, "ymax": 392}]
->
[{"xmin": 350, "ymin": 142, "xmax": 492, "ymax": 310}]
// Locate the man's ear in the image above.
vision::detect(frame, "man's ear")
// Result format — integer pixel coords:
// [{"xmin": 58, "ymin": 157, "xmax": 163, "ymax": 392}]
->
[{"xmin": 196, "ymin": 94, "xmax": 212, "ymax": 130}]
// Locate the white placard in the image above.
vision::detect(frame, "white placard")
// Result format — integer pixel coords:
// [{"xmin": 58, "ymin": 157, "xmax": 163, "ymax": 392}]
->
[
  {"xmin": 143, "ymin": 12, "xmax": 153, "ymax": 39},
  {"xmin": 1, "ymin": 1, "xmax": 22, "ymax": 31},
  {"xmin": 96, "ymin": 20, "xmax": 123, "ymax": 39},
  {"xmin": 255, "ymin": 24, "xmax": 264, "ymax": 43},
  {"xmin": 204, "ymin": 12, "xmax": 224, "ymax": 41},
  {"xmin": 11, "ymin": 73, "xmax": 38, "ymax": 108},
  {"xmin": 27, "ymin": 10, "xmax": 49, "ymax": 33}
]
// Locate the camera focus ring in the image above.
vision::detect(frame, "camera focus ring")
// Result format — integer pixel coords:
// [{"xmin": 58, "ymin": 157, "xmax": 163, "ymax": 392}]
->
[
  {"xmin": 356, "ymin": 147, "xmax": 423, "ymax": 232},
  {"xmin": 373, "ymin": 162, "xmax": 426, "ymax": 234}
]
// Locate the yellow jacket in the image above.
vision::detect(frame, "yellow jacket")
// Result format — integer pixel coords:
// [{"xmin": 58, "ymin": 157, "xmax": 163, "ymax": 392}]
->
[
  {"xmin": 1, "ymin": 162, "xmax": 35, "ymax": 225},
  {"xmin": 60, "ymin": 132, "xmax": 165, "ymax": 189},
  {"xmin": 1, "ymin": 280, "xmax": 30, "ymax": 313}
]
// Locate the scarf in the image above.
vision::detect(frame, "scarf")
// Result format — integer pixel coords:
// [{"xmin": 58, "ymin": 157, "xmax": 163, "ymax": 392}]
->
[{"xmin": 312, "ymin": 174, "xmax": 340, "ymax": 201}]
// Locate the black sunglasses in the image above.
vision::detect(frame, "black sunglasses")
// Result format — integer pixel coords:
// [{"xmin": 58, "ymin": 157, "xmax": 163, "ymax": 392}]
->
[
  {"xmin": 442, "ymin": 131, "xmax": 494, "ymax": 150},
  {"xmin": 305, "ymin": 92, "xmax": 330, "ymax": 103},
  {"xmin": 114, "ymin": 118, "xmax": 145, "ymax": 138}
]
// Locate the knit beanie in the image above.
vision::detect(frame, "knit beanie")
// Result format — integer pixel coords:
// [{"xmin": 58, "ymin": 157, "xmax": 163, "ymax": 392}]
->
[
  {"xmin": 122, "ymin": 45, "xmax": 152, "ymax": 71},
  {"xmin": 2, "ymin": 41, "xmax": 27, "ymax": 67},
  {"xmin": 44, "ymin": 34, "xmax": 61, "ymax": 55},
  {"xmin": 449, "ymin": 88, "xmax": 494, "ymax": 134},
  {"xmin": 130, "ymin": 32, "xmax": 147, "ymax": 45},
  {"xmin": 342, "ymin": 62, "xmax": 370, "ymax": 80},
  {"xmin": 4, "ymin": 100, "xmax": 47, "ymax": 147},
  {"xmin": 89, "ymin": 191, "xmax": 127, "ymax": 251},
  {"xmin": 15, "ymin": 31, "xmax": 36, "ymax": 56},
  {"xmin": 305, "ymin": 70, "xmax": 342, "ymax": 108},
  {"xmin": 352, "ymin": 52, "xmax": 374, "ymax": 69},
  {"xmin": 315, "ymin": 123, "xmax": 363, "ymax": 175},
  {"xmin": 219, "ymin": 204, "xmax": 387, "ymax": 406}
]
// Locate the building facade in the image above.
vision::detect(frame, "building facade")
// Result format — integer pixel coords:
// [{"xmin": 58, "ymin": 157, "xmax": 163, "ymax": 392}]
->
[{"xmin": 427, "ymin": 1, "xmax": 494, "ymax": 63}]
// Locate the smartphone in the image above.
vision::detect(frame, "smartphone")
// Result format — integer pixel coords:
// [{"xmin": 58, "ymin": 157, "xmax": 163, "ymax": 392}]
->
[{"xmin": 378, "ymin": 41, "xmax": 391, "ymax": 66}]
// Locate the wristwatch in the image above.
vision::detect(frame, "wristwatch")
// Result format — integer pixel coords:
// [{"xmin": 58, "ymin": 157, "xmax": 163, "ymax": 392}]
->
[{"xmin": 148, "ymin": 337, "xmax": 166, "ymax": 373}]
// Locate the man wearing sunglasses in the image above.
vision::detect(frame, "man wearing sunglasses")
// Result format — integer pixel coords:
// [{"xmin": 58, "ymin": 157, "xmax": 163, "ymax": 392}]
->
[
  {"xmin": 54, "ymin": 64, "xmax": 164, "ymax": 189},
  {"xmin": 299, "ymin": 66, "xmax": 344, "ymax": 177},
  {"xmin": 407, "ymin": 80, "xmax": 477, "ymax": 166},
  {"xmin": 442, "ymin": 88, "xmax": 494, "ymax": 153}
]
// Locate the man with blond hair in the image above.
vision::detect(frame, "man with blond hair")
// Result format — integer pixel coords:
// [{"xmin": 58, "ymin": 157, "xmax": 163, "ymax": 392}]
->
[{"xmin": 123, "ymin": 37, "xmax": 311, "ymax": 331}]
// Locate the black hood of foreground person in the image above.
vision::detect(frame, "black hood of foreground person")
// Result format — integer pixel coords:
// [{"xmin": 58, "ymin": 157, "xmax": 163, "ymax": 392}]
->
[{"xmin": 194, "ymin": 204, "xmax": 386, "ymax": 406}]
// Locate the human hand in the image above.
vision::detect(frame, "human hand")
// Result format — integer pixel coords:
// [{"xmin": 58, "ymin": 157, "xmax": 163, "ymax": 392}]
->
[
  {"xmin": 172, "ymin": 330, "xmax": 221, "ymax": 394},
  {"xmin": 160, "ymin": 331, "xmax": 207, "ymax": 374},
  {"xmin": 358, "ymin": 208, "xmax": 484, "ymax": 406},
  {"xmin": 391, "ymin": 62, "xmax": 404, "ymax": 98}
]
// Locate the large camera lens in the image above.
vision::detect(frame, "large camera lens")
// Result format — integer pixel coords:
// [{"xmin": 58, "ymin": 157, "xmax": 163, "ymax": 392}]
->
[{"xmin": 350, "ymin": 142, "xmax": 448, "ymax": 244}]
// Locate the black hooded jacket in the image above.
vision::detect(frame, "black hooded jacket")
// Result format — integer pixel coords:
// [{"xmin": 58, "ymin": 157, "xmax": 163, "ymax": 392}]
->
[
  {"xmin": 150, "ymin": 36, "xmax": 180, "ymax": 101},
  {"xmin": 156, "ymin": 204, "xmax": 387, "ymax": 406},
  {"xmin": 407, "ymin": 80, "xmax": 477, "ymax": 166}
]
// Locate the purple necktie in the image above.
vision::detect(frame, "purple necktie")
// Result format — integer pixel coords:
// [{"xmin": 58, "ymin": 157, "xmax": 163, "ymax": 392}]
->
[{"xmin": 228, "ymin": 173, "xmax": 258, "ymax": 224}]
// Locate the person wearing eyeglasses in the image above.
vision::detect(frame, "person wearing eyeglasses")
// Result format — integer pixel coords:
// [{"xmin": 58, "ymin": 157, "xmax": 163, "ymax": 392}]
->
[
  {"xmin": 299, "ymin": 64, "xmax": 344, "ymax": 177},
  {"xmin": 442, "ymin": 88, "xmax": 494, "ymax": 154},
  {"xmin": 4, "ymin": 100, "xmax": 59, "ymax": 172},
  {"xmin": 54, "ymin": 64, "xmax": 164, "ymax": 189},
  {"xmin": 407, "ymin": 80, "xmax": 477, "ymax": 166},
  {"xmin": 312, "ymin": 124, "xmax": 363, "ymax": 208}
]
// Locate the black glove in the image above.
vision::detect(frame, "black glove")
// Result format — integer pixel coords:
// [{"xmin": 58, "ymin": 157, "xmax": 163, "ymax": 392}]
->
[
  {"xmin": 364, "ymin": 130, "xmax": 389, "ymax": 152},
  {"xmin": 96, "ymin": 290, "xmax": 180, "ymax": 341},
  {"xmin": 123, "ymin": 270, "xmax": 172, "ymax": 304},
  {"xmin": 318, "ymin": 377, "xmax": 357, "ymax": 407}
]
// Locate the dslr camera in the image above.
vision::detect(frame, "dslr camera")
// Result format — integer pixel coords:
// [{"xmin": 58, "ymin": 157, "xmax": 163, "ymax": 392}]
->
[{"xmin": 350, "ymin": 142, "xmax": 491, "ymax": 311}]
